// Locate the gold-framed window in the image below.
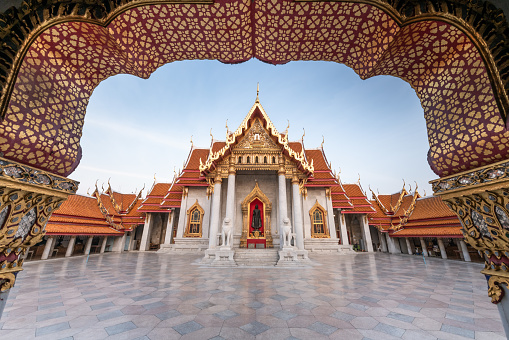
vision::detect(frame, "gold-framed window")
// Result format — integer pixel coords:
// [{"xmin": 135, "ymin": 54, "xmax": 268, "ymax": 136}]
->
[
  {"xmin": 185, "ymin": 200, "xmax": 204, "ymax": 237},
  {"xmin": 309, "ymin": 200, "xmax": 329, "ymax": 238}
]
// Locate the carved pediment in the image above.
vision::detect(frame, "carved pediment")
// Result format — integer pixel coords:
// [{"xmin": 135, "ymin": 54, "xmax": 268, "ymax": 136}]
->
[{"xmin": 235, "ymin": 119, "xmax": 279, "ymax": 151}]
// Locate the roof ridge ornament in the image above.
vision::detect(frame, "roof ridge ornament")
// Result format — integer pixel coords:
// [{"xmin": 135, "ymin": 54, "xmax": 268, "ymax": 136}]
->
[{"xmin": 256, "ymin": 83, "xmax": 259, "ymax": 103}]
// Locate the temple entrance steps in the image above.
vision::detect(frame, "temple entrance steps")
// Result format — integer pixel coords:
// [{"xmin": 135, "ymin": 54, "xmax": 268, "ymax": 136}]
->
[{"xmin": 233, "ymin": 248, "xmax": 279, "ymax": 267}]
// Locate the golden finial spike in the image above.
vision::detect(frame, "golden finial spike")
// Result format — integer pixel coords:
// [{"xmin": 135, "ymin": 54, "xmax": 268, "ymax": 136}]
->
[
  {"xmin": 301, "ymin": 128, "xmax": 305, "ymax": 141},
  {"xmin": 338, "ymin": 167, "xmax": 341, "ymax": 174},
  {"xmin": 87, "ymin": 187, "xmax": 90, "ymax": 196},
  {"xmin": 423, "ymin": 189, "xmax": 426, "ymax": 196},
  {"xmin": 210, "ymin": 128, "xmax": 213, "ymax": 140},
  {"xmin": 409, "ymin": 184, "xmax": 412, "ymax": 193},
  {"xmin": 414, "ymin": 181, "xmax": 418, "ymax": 192},
  {"xmin": 153, "ymin": 173, "xmax": 157, "ymax": 182},
  {"xmin": 190, "ymin": 135, "xmax": 193, "ymax": 148},
  {"xmin": 357, "ymin": 173, "xmax": 361, "ymax": 184},
  {"xmin": 256, "ymin": 83, "xmax": 259, "ymax": 102},
  {"xmin": 402, "ymin": 179, "xmax": 406, "ymax": 189},
  {"xmin": 321, "ymin": 136, "xmax": 325, "ymax": 148}
]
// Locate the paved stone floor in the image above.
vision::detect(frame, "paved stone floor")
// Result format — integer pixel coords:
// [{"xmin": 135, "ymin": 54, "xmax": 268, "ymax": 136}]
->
[{"xmin": 0, "ymin": 252, "xmax": 505, "ymax": 339}]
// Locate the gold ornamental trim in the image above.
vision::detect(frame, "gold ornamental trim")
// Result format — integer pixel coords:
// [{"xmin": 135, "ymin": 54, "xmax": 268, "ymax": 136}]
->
[
  {"xmin": 240, "ymin": 183, "xmax": 273, "ymax": 248},
  {"xmin": 431, "ymin": 158, "xmax": 509, "ymax": 199},
  {"xmin": 0, "ymin": 158, "xmax": 78, "ymax": 198},
  {"xmin": 199, "ymin": 102, "xmax": 314, "ymax": 175}
]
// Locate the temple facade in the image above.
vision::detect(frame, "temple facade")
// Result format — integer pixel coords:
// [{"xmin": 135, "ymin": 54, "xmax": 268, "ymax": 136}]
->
[{"xmin": 136, "ymin": 97, "xmax": 377, "ymax": 264}]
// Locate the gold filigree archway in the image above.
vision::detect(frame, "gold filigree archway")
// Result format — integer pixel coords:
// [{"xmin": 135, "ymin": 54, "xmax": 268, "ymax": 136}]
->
[{"xmin": 240, "ymin": 182, "xmax": 272, "ymax": 248}]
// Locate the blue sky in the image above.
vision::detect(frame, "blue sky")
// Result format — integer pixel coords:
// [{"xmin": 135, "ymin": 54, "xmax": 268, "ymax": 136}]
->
[{"xmin": 72, "ymin": 59, "xmax": 436, "ymax": 197}]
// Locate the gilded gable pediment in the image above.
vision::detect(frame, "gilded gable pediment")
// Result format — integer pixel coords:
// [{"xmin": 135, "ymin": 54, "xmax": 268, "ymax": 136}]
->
[{"xmin": 234, "ymin": 119, "xmax": 279, "ymax": 151}]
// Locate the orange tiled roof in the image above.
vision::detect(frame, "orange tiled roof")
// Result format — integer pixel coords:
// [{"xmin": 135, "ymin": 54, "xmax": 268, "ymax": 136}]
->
[
  {"xmin": 391, "ymin": 226, "xmax": 462, "ymax": 237},
  {"xmin": 305, "ymin": 149, "xmax": 329, "ymax": 171},
  {"xmin": 288, "ymin": 141, "xmax": 303, "ymax": 154},
  {"xmin": 185, "ymin": 148, "xmax": 210, "ymax": 171},
  {"xmin": 410, "ymin": 196, "xmax": 457, "ymax": 220},
  {"xmin": 45, "ymin": 224, "xmax": 123, "ymax": 235},
  {"xmin": 53, "ymin": 195, "xmax": 104, "ymax": 219},
  {"xmin": 212, "ymin": 141, "xmax": 226, "ymax": 153},
  {"xmin": 343, "ymin": 184, "xmax": 366, "ymax": 198},
  {"xmin": 147, "ymin": 183, "xmax": 171, "ymax": 196},
  {"xmin": 49, "ymin": 215, "xmax": 109, "ymax": 226}
]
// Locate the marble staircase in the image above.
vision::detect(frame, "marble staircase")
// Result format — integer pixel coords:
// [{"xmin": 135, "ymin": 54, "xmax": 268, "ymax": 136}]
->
[{"xmin": 233, "ymin": 248, "xmax": 279, "ymax": 267}]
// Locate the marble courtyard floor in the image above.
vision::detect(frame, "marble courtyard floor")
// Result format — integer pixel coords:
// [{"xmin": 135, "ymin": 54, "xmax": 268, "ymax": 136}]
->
[{"xmin": 0, "ymin": 252, "xmax": 505, "ymax": 340}]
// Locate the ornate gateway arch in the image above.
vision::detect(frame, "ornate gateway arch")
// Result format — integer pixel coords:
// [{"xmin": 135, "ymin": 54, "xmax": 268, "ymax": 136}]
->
[{"xmin": 1, "ymin": 0, "xmax": 509, "ymax": 326}]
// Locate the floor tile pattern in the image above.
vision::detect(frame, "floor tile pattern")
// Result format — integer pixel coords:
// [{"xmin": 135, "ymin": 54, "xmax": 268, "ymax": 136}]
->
[{"xmin": 0, "ymin": 252, "xmax": 505, "ymax": 339}]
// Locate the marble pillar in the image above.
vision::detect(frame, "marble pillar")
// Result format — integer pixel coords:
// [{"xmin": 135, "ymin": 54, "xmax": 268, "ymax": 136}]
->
[
  {"xmin": 208, "ymin": 177, "xmax": 222, "ymax": 249},
  {"xmin": 386, "ymin": 233, "xmax": 400, "ymax": 254},
  {"xmin": 163, "ymin": 210, "xmax": 174, "ymax": 245},
  {"xmin": 291, "ymin": 178, "xmax": 304, "ymax": 250},
  {"xmin": 100, "ymin": 236, "xmax": 108, "ymax": 253},
  {"xmin": 405, "ymin": 238, "xmax": 413, "ymax": 255},
  {"xmin": 41, "ymin": 237, "xmax": 54, "ymax": 260},
  {"xmin": 84, "ymin": 236, "xmax": 93, "ymax": 255},
  {"xmin": 437, "ymin": 238, "xmax": 447, "ymax": 259},
  {"xmin": 420, "ymin": 237, "xmax": 429, "ymax": 257},
  {"xmin": 278, "ymin": 171, "xmax": 288, "ymax": 248},
  {"xmin": 339, "ymin": 214, "xmax": 350, "ymax": 246},
  {"xmin": 65, "ymin": 236, "xmax": 76, "ymax": 257},
  {"xmin": 139, "ymin": 214, "xmax": 153, "ymax": 251},
  {"xmin": 361, "ymin": 215, "xmax": 374, "ymax": 252},
  {"xmin": 459, "ymin": 240, "xmax": 471, "ymax": 262},
  {"xmin": 379, "ymin": 230, "xmax": 387, "ymax": 252},
  {"xmin": 120, "ymin": 233, "xmax": 127, "ymax": 252},
  {"xmin": 128, "ymin": 231, "xmax": 136, "ymax": 251}
]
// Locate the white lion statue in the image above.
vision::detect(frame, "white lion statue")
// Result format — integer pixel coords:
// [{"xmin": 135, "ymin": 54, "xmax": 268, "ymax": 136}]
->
[
  {"xmin": 221, "ymin": 217, "xmax": 233, "ymax": 248},
  {"xmin": 282, "ymin": 218, "xmax": 293, "ymax": 247}
]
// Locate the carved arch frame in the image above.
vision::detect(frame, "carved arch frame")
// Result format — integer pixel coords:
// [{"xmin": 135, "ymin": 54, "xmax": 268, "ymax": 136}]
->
[
  {"xmin": 309, "ymin": 200, "xmax": 329, "ymax": 238},
  {"xmin": 240, "ymin": 182, "xmax": 273, "ymax": 248},
  {"xmin": 184, "ymin": 199, "xmax": 204, "ymax": 238}
]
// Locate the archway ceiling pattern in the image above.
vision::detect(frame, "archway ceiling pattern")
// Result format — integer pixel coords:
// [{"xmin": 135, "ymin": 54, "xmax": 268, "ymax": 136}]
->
[{"xmin": 0, "ymin": 0, "xmax": 506, "ymax": 178}]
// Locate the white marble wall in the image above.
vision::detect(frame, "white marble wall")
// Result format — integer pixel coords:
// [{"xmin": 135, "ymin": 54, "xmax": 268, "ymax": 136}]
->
[{"xmin": 302, "ymin": 188, "xmax": 328, "ymax": 239}]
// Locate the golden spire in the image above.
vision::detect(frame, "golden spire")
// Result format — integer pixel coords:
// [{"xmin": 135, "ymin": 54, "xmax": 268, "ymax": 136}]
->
[
  {"xmin": 321, "ymin": 135, "xmax": 325, "ymax": 148},
  {"xmin": 284, "ymin": 119, "xmax": 290, "ymax": 135},
  {"xmin": 357, "ymin": 173, "xmax": 361, "ymax": 184},
  {"xmin": 256, "ymin": 83, "xmax": 259, "ymax": 102},
  {"xmin": 301, "ymin": 128, "xmax": 305, "ymax": 141},
  {"xmin": 190, "ymin": 135, "xmax": 193, "ymax": 148},
  {"xmin": 210, "ymin": 128, "xmax": 213, "ymax": 140}
]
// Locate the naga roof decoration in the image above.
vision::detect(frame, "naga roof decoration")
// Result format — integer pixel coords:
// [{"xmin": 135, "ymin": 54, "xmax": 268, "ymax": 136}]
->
[
  {"xmin": 369, "ymin": 187, "xmax": 462, "ymax": 238},
  {"xmin": 199, "ymin": 100, "xmax": 314, "ymax": 175},
  {"xmin": 104, "ymin": 179, "xmax": 144, "ymax": 214},
  {"xmin": 91, "ymin": 181, "xmax": 145, "ymax": 231}
]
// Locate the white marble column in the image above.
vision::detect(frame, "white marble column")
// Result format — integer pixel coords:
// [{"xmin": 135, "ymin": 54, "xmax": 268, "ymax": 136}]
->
[
  {"xmin": 208, "ymin": 177, "xmax": 222, "ymax": 249},
  {"xmin": 378, "ymin": 230, "xmax": 387, "ymax": 252},
  {"xmin": 437, "ymin": 238, "xmax": 447, "ymax": 259},
  {"xmin": 291, "ymin": 177, "xmax": 304, "ymax": 250},
  {"xmin": 84, "ymin": 236, "xmax": 93, "ymax": 255},
  {"xmin": 361, "ymin": 215, "xmax": 374, "ymax": 252},
  {"xmin": 278, "ymin": 166, "xmax": 288, "ymax": 248},
  {"xmin": 459, "ymin": 240, "xmax": 471, "ymax": 262},
  {"xmin": 65, "ymin": 236, "xmax": 76, "ymax": 257},
  {"xmin": 405, "ymin": 238, "xmax": 413, "ymax": 255},
  {"xmin": 41, "ymin": 237, "xmax": 54, "ymax": 260},
  {"xmin": 163, "ymin": 210, "xmax": 174, "ymax": 245},
  {"xmin": 420, "ymin": 237, "xmax": 429, "ymax": 257},
  {"xmin": 386, "ymin": 233, "xmax": 401, "ymax": 254},
  {"xmin": 100, "ymin": 236, "xmax": 108, "ymax": 253},
  {"xmin": 339, "ymin": 214, "xmax": 350, "ymax": 246},
  {"xmin": 139, "ymin": 214, "xmax": 153, "ymax": 251},
  {"xmin": 128, "ymin": 230, "xmax": 136, "ymax": 251},
  {"xmin": 326, "ymin": 192, "xmax": 338, "ymax": 241},
  {"xmin": 120, "ymin": 233, "xmax": 127, "ymax": 252}
]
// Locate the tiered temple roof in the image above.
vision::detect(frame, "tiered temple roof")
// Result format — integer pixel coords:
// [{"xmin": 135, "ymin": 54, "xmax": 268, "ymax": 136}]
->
[{"xmin": 368, "ymin": 185, "xmax": 462, "ymax": 238}]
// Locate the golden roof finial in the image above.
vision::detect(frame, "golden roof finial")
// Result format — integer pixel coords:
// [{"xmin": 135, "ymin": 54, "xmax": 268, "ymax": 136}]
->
[
  {"xmin": 357, "ymin": 173, "xmax": 361, "ymax": 184},
  {"xmin": 409, "ymin": 183, "xmax": 412, "ymax": 193},
  {"xmin": 423, "ymin": 189, "xmax": 426, "ymax": 196},
  {"xmin": 321, "ymin": 135, "xmax": 325, "ymax": 148},
  {"xmin": 402, "ymin": 178, "xmax": 406, "ymax": 190},
  {"xmin": 210, "ymin": 128, "xmax": 213, "ymax": 140},
  {"xmin": 284, "ymin": 119, "xmax": 290, "ymax": 135},
  {"xmin": 256, "ymin": 83, "xmax": 259, "ymax": 102},
  {"xmin": 301, "ymin": 128, "xmax": 305, "ymax": 141},
  {"xmin": 153, "ymin": 173, "xmax": 157, "ymax": 182},
  {"xmin": 190, "ymin": 135, "xmax": 193, "ymax": 148},
  {"xmin": 414, "ymin": 181, "xmax": 418, "ymax": 193}
]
